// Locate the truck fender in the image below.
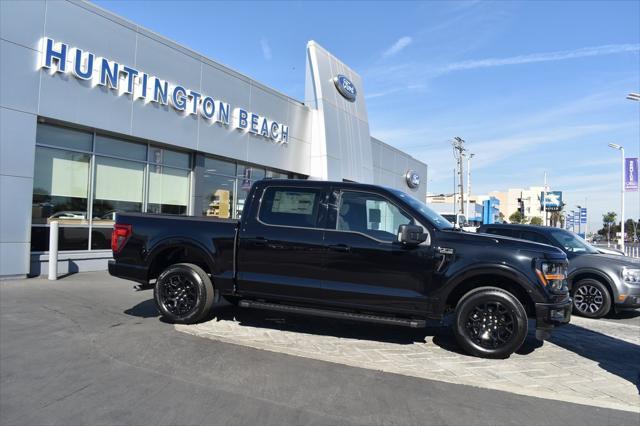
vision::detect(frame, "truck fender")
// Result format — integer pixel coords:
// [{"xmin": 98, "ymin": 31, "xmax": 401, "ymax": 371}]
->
[
  {"xmin": 145, "ymin": 237, "xmax": 218, "ymax": 278},
  {"xmin": 440, "ymin": 263, "xmax": 544, "ymax": 307}
]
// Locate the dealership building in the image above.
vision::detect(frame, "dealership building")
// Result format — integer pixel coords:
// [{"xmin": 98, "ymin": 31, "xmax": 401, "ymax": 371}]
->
[{"xmin": 0, "ymin": 0, "xmax": 428, "ymax": 279}]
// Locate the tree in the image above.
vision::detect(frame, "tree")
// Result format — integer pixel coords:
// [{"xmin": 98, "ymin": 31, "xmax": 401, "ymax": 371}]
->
[
  {"xmin": 602, "ymin": 212, "xmax": 617, "ymax": 242},
  {"xmin": 624, "ymin": 219, "xmax": 638, "ymax": 242},
  {"xmin": 550, "ymin": 211, "xmax": 562, "ymax": 227},
  {"xmin": 509, "ymin": 211, "xmax": 525, "ymax": 224},
  {"xmin": 530, "ymin": 216, "xmax": 543, "ymax": 226}
]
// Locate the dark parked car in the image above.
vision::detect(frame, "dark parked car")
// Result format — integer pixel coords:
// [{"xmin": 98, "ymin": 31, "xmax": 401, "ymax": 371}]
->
[
  {"xmin": 478, "ymin": 224, "xmax": 640, "ymax": 318},
  {"xmin": 109, "ymin": 180, "xmax": 571, "ymax": 358}
]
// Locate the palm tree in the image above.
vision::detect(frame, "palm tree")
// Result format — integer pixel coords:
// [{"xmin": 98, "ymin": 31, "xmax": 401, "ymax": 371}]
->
[
  {"xmin": 550, "ymin": 211, "xmax": 562, "ymax": 227},
  {"xmin": 602, "ymin": 212, "xmax": 617, "ymax": 243}
]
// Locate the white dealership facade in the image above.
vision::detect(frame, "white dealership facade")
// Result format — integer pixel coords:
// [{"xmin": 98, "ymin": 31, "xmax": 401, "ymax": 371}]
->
[{"xmin": 0, "ymin": 0, "xmax": 428, "ymax": 279}]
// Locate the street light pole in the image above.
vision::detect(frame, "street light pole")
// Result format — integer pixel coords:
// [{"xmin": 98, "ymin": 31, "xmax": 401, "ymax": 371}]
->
[{"xmin": 608, "ymin": 143, "xmax": 625, "ymax": 251}]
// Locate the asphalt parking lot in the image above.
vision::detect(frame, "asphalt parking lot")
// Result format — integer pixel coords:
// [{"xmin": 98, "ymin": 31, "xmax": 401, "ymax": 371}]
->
[{"xmin": 1, "ymin": 272, "xmax": 639, "ymax": 425}]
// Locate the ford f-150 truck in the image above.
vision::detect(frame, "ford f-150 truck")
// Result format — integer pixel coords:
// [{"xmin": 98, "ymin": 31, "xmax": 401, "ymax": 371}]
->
[{"xmin": 109, "ymin": 180, "xmax": 571, "ymax": 358}]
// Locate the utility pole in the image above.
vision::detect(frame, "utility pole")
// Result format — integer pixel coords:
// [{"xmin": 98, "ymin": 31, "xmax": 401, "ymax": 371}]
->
[
  {"xmin": 453, "ymin": 168, "xmax": 457, "ymax": 215},
  {"xmin": 452, "ymin": 137, "xmax": 466, "ymax": 215},
  {"xmin": 466, "ymin": 153, "xmax": 474, "ymax": 220}
]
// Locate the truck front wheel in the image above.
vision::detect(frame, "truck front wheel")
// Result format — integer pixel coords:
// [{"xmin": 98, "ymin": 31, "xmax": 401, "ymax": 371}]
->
[
  {"xmin": 154, "ymin": 263, "xmax": 215, "ymax": 324},
  {"xmin": 453, "ymin": 287, "xmax": 528, "ymax": 359}
]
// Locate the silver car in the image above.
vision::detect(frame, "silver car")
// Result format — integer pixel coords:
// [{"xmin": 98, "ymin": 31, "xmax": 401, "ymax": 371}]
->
[{"xmin": 478, "ymin": 224, "xmax": 640, "ymax": 318}]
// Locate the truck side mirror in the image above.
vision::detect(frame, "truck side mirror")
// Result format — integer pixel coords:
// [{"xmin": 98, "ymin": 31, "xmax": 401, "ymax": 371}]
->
[{"xmin": 397, "ymin": 224, "xmax": 427, "ymax": 245}]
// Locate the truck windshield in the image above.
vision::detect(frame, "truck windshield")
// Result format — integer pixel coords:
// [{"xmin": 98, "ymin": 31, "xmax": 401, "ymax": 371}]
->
[
  {"xmin": 390, "ymin": 189, "xmax": 454, "ymax": 230},
  {"xmin": 548, "ymin": 229, "xmax": 598, "ymax": 254}
]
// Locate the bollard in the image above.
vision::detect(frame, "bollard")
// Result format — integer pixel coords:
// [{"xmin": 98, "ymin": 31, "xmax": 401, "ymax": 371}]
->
[{"xmin": 48, "ymin": 221, "xmax": 59, "ymax": 280}]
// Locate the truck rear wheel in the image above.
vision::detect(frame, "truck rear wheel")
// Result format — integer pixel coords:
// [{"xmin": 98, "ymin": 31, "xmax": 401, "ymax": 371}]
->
[
  {"xmin": 154, "ymin": 263, "xmax": 215, "ymax": 324},
  {"xmin": 453, "ymin": 287, "xmax": 528, "ymax": 359}
]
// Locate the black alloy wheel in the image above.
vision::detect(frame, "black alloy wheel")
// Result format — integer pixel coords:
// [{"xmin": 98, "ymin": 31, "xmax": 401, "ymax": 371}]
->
[
  {"xmin": 154, "ymin": 263, "xmax": 215, "ymax": 324},
  {"xmin": 572, "ymin": 279, "xmax": 611, "ymax": 318},
  {"xmin": 464, "ymin": 301, "xmax": 515, "ymax": 349},
  {"xmin": 159, "ymin": 273, "xmax": 198, "ymax": 316},
  {"xmin": 453, "ymin": 287, "xmax": 528, "ymax": 359}
]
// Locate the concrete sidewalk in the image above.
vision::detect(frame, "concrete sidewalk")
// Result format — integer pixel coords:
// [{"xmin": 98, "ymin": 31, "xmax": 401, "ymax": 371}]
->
[{"xmin": 178, "ymin": 304, "xmax": 640, "ymax": 413}]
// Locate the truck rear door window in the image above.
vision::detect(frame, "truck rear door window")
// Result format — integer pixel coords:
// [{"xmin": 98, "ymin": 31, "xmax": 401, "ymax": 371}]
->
[{"xmin": 259, "ymin": 187, "xmax": 323, "ymax": 228}]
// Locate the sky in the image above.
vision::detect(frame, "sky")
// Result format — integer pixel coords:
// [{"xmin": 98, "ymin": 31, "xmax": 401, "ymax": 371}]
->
[{"xmin": 94, "ymin": 0, "xmax": 640, "ymax": 231}]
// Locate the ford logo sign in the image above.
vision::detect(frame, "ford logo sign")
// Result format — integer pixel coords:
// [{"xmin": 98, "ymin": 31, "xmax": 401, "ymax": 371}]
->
[
  {"xmin": 405, "ymin": 170, "xmax": 420, "ymax": 189},
  {"xmin": 333, "ymin": 75, "xmax": 357, "ymax": 102}
]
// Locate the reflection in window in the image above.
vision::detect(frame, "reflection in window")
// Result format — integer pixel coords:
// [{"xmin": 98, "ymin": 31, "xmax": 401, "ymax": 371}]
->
[
  {"xmin": 148, "ymin": 165, "xmax": 189, "ymax": 215},
  {"xmin": 204, "ymin": 157, "xmax": 236, "ymax": 177},
  {"xmin": 36, "ymin": 124, "xmax": 92, "ymax": 151},
  {"xmin": 30, "ymin": 226, "xmax": 90, "ymax": 251},
  {"xmin": 149, "ymin": 146, "xmax": 190, "ymax": 168},
  {"xmin": 32, "ymin": 147, "xmax": 90, "ymax": 225},
  {"xmin": 266, "ymin": 169, "xmax": 289, "ymax": 179},
  {"xmin": 95, "ymin": 135, "xmax": 147, "ymax": 160},
  {"xmin": 92, "ymin": 156, "xmax": 144, "ymax": 225},
  {"xmin": 337, "ymin": 191, "xmax": 412, "ymax": 241},
  {"xmin": 202, "ymin": 173, "xmax": 235, "ymax": 219}
]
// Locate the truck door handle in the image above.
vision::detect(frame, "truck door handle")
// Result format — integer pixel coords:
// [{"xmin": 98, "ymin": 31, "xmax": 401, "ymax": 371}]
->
[{"xmin": 328, "ymin": 244, "xmax": 350, "ymax": 253}]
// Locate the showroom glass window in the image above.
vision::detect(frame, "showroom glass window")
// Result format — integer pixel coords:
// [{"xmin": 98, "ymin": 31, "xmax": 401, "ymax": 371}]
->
[
  {"xmin": 32, "ymin": 125, "xmax": 92, "ymax": 251},
  {"xmin": 31, "ymin": 123, "xmax": 192, "ymax": 252},
  {"xmin": 200, "ymin": 156, "xmax": 292, "ymax": 219}
]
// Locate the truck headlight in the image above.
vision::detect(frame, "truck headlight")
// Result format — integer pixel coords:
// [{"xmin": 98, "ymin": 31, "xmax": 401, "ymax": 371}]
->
[
  {"xmin": 536, "ymin": 261, "xmax": 568, "ymax": 294},
  {"xmin": 622, "ymin": 267, "xmax": 640, "ymax": 285}
]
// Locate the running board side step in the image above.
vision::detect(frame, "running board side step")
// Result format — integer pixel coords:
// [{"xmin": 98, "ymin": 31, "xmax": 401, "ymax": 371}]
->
[{"xmin": 238, "ymin": 300, "xmax": 426, "ymax": 328}]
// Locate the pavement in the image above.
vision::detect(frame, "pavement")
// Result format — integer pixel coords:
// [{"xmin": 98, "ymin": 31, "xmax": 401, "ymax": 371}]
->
[{"xmin": 1, "ymin": 272, "xmax": 639, "ymax": 426}]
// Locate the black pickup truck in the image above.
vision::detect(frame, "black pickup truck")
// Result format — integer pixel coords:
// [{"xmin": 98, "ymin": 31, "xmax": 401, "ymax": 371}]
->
[{"xmin": 109, "ymin": 179, "xmax": 571, "ymax": 358}]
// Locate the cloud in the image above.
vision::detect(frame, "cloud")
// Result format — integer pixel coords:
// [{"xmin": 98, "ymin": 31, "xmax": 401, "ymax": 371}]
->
[
  {"xmin": 383, "ymin": 36, "xmax": 413, "ymax": 58},
  {"xmin": 440, "ymin": 44, "xmax": 640, "ymax": 73},
  {"xmin": 260, "ymin": 37, "xmax": 272, "ymax": 61}
]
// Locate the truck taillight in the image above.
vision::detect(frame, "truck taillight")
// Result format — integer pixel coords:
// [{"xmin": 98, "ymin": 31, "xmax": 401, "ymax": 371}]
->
[{"xmin": 111, "ymin": 224, "xmax": 132, "ymax": 253}]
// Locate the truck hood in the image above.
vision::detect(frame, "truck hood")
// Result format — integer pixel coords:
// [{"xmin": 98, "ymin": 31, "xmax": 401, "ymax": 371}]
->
[{"xmin": 442, "ymin": 230, "xmax": 566, "ymax": 260}]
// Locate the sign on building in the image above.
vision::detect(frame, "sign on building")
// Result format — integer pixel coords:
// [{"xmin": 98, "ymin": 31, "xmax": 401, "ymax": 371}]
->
[{"xmin": 541, "ymin": 191, "xmax": 563, "ymax": 211}]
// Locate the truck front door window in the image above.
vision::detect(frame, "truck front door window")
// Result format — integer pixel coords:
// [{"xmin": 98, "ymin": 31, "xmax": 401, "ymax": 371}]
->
[{"xmin": 337, "ymin": 191, "xmax": 413, "ymax": 242}]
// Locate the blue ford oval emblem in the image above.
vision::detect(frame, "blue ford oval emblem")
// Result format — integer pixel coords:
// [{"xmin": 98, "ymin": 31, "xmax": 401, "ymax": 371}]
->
[
  {"xmin": 405, "ymin": 170, "xmax": 420, "ymax": 189},
  {"xmin": 333, "ymin": 75, "xmax": 357, "ymax": 102}
]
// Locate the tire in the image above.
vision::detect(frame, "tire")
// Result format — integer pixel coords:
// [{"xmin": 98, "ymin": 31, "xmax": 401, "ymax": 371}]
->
[
  {"xmin": 453, "ymin": 287, "xmax": 528, "ymax": 359},
  {"xmin": 571, "ymin": 279, "xmax": 611, "ymax": 318},
  {"xmin": 154, "ymin": 263, "xmax": 215, "ymax": 324}
]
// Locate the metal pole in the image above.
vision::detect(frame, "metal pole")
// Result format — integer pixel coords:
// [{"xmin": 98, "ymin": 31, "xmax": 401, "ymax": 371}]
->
[
  {"xmin": 584, "ymin": 197, "xmax": 588, "ymax": 238},
  {"xmin": 543, "ymin": 172, "xmax": 547, "ymax": 226},
  {"xmin": 48, "ymin": 221, "xmax": 59, "ymax": 281},
  {"xmin": 453, "ymin": 168, "xmax": 456, "ymax": 216},
  {"xmin": 621, "ymin": 147, "xmax": 625, "ymax": 251},
  {"xmin": 466, "ymin": 154, "xmax": 473, "ymax": 219}
]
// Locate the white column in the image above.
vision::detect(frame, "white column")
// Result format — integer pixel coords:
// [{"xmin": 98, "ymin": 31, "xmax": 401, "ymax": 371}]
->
[{"xmin": 48, "ymin": 221, "xmax": 59, "ymax": 281}]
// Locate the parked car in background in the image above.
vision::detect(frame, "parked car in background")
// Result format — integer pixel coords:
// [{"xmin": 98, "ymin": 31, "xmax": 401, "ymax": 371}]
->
[
  {"xmin": 441, "ymin": 213, "xmax": 478, "ymax": 232},
  {"xmin": 478, "ymin": 224, "xmax": 640, "ymax": 318},
  {"xmin": 593, "ymin": 246, "xmax": 625, "ymax": 256},
  {"xmin": 110, "ymin": 180, "xmax": 572, "ymax": 358}
]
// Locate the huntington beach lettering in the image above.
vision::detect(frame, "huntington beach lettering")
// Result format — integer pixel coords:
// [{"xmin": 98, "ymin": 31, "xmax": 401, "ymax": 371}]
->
[{"xmin": 39, "ymin": 37, "xmax": 289, "ymax": 144}]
